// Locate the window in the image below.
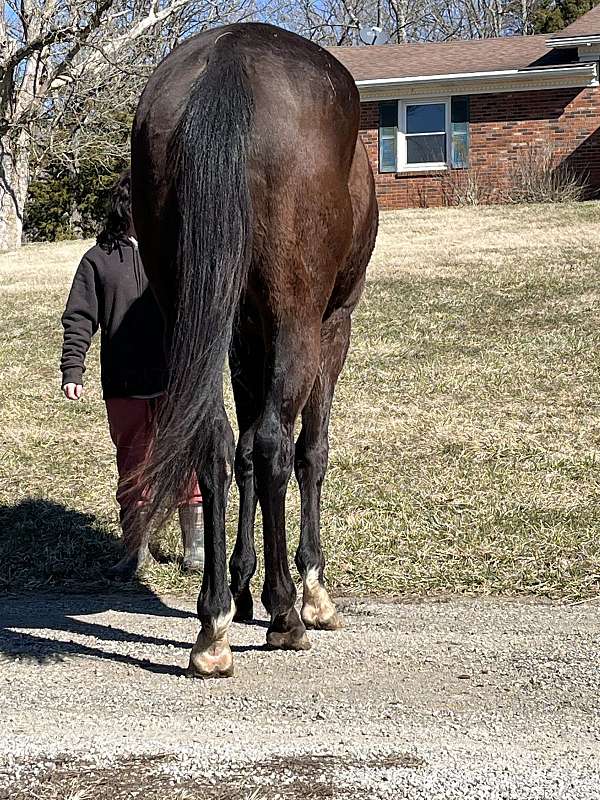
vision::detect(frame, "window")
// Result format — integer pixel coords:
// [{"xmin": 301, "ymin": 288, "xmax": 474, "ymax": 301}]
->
[
  {"xmin": 404, "ymin": 101, "xmax": 447, "ymax": 167},
  {"xmin": 378, "ymin": 96, "xmax": 470, "ymax": 173}
]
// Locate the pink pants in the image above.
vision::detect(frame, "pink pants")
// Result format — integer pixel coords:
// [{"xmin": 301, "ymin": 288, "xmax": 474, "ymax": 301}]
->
[{"xmin": 105, "ymin": 396, "xmax": 202, "ymax": 513}]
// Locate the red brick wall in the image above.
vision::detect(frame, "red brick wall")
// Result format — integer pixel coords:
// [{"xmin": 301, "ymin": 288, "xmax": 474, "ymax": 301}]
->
[{"xmin": 360, "ymin": 86, "xmax": 600, "ymax": 209}]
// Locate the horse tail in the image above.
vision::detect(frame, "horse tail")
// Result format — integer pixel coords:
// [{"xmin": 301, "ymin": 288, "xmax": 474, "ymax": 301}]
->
[{"xmin": 143, "ymin": 42, "xmax": 253, "ymax": 526}]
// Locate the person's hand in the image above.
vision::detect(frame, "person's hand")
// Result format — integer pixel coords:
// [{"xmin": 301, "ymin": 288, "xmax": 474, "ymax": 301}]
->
[{"xmin": 63, "ymin": 383, "xmax": 83, "ymax": 400}]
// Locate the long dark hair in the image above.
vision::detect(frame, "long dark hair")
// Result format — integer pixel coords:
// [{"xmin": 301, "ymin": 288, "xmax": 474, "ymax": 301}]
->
[
  {"xmin": 97, "ymin": 169, "xmax": 132, "ymax": 252},
  {"xmin": 139, "ymin": 45, "xmax": 253, "ymax": 526}
]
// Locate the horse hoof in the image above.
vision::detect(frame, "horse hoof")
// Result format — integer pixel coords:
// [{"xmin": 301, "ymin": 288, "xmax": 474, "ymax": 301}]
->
[
  {"xmin": 302, "ymin": 606, "xmax": 344, "ymax": 631},
  {"xmin": 301, "ymin": 575, "xmax": 343, "ymax": 631},
  {"xmin": 266, "ymin": 626, "xmax": 311, "ymax": 651},
  {"xmin": 186, "ymin": 639, "xmax": 234, "ymax": 679},
  {"xmin": 232, "ymin": 588, "xmax": 253, "ymax": 623}
]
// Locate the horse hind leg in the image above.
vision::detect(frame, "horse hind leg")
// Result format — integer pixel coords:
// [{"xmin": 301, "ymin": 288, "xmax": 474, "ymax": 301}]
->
[
  {"xmin": 254, "ymin": 320, "xmax": 322, "ymax": 651},
  {"xmin": 229, "ymin": 425, "xmax": 258, "ymax": 622},
  {"xmin": 294, "ymin": 310, "xmax": 351, "ymax": 631},
  {"xmin": 228, "ymin": 326, "xmax": 263, "ymax": 622},
  {"xmin": 187, "ymin": 394, "xmax": 236, "ymax": 679}
]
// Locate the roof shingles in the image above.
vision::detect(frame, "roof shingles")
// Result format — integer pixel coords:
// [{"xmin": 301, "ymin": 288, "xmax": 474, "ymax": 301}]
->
[
  {"xmin": 552, "ymin": 2, "xmax": 600, "ymax": 38},
  {"xmin": 329, "ymin": 34, "xmax": 576, "ymax": 82}
]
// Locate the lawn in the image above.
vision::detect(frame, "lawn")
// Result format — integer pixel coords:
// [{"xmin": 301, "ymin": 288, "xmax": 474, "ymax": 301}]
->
[{"xmin": 1, "ymin": 203, "xmax": 600, "ymax": 598}]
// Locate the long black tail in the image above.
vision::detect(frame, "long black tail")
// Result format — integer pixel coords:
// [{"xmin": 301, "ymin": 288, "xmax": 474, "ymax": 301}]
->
[{"xmin": 142, "ymin": 43, "xmax": 253, "ymax": 527}]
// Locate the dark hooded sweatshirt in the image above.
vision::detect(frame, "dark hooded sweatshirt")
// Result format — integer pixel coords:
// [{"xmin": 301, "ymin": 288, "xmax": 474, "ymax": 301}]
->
[{"xmin": 60, "ymin": 239, "xmax": 168, "ymax": 399}]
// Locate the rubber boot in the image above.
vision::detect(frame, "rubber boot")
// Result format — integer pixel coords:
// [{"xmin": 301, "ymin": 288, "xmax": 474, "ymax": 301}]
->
[
  {"xmin": 178, "ymin": 505, "xmax": 205, "ymax": 573},
  {"xmin": 107, "ymin": 506, "xmax": 154, "ymax": 581}
]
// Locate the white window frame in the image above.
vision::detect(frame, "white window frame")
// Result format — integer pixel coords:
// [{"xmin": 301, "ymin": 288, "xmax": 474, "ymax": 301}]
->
[{"xmin": 397, "ymin": 97, "xmax": 450, "ymax": 172}]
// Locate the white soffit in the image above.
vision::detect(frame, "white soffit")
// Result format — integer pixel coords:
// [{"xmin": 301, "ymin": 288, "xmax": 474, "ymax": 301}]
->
[
  {"xmin": 547, "ymin": 34, "xmax": 600, "ymax": 48},
  {"xmin": 356, "ymin": 63, "xmax": 598, "ymax": 100}
]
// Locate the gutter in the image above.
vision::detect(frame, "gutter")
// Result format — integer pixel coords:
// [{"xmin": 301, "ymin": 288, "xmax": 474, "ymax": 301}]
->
[
  {"xmin": 547, "ymin": 34, "xmax": 600, "ymax": 48},
  {"xmin": 355, "ymin": 63, "xmax": 597, "ymax": 99}
]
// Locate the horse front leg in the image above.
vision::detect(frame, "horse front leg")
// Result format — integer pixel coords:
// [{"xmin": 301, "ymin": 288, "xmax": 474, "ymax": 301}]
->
[{"xmin": 229, "ymin": 422, "xmax": 259, "ymax": 622}]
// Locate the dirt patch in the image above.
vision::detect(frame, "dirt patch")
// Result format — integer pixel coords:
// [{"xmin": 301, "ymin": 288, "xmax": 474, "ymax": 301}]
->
[{"xmin": 0, "ymin": 752, "xmax": 425, "ymax": 800}]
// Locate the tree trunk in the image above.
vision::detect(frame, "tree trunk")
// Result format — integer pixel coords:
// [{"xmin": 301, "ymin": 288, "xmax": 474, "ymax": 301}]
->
[{"xmin": 0, "ymin": 132, "xmax": 30, "ymax": 252}]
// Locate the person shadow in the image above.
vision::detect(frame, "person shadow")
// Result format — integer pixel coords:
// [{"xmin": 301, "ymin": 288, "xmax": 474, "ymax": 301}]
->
[{"xmin": 0, "ymin": 498, "xmax": 264, "ymax": 676}]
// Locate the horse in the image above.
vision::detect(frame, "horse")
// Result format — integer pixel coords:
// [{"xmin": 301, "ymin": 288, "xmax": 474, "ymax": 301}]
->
[{"xmin": 130, "ymin": 22, "xmax": 378, "ymax": 678}]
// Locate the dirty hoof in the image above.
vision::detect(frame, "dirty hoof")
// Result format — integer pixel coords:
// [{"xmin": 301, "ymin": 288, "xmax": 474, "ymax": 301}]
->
[
  {"xmin": 302, "ymin": 605, "xmax": 344, "ymax": 631},
  {"xmin": 266, "ymin": 611, "xmax": 311, "ymax": 651},
  {"xmin": 267, "ymin": 631, "xmax": 311, "ymax": 650},
  {"xmin": 267, "ymin": 629, "xmax": 311, "ymax": 650},
  {"xmin": 301, "ymin": 575, "xmax": 342, "ymax": 631},
  {"xmin": 232, "ymin": 587, "xmax": 253, "ymax": 623},
  {"xmin": 186, "ymin": 638, "xmax": 234, "ymax": 679}
]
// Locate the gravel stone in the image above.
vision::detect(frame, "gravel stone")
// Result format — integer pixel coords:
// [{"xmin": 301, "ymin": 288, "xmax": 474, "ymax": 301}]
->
[{"xmin": 0, "ymin": 593, "xmax": 598, "ymax": 798}]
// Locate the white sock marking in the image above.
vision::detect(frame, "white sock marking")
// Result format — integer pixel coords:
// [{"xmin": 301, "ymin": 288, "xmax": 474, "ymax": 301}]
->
[{"xmin": 211, "ymin": 596, "xmax": 236, "ymax": 641}]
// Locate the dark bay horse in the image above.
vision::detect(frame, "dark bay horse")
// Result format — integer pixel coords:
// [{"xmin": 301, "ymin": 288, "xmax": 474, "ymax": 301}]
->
[{"xmin": 131, "ymin": 22, "xmax": 378, "ymax": 678}]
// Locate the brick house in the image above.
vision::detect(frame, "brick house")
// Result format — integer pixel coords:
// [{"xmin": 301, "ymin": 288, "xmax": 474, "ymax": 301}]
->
[{"xmin": 332, "ymin": 6, "xmax": 600, "ymax": 209}]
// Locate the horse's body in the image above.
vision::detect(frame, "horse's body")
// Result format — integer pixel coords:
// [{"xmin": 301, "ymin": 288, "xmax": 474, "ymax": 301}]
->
[{"xmin": 131, "ymin": 22, "xmax": 377, "ymax": 677}]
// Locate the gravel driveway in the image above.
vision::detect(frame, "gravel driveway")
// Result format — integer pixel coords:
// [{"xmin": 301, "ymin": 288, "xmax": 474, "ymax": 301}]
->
[{"xmin": 0, "ymin": 593, "xmax": 598, "ymax": 799}]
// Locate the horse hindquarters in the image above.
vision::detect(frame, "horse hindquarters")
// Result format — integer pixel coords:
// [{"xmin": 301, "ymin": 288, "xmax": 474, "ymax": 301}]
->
[{"xmin": 133, "ymin": 23, "xmax": 376, "ymax": 671}]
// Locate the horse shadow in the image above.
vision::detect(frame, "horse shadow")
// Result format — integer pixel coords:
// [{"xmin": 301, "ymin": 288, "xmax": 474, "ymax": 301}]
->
[{"xmin": 0, "ymin": 499, "xmax": 266, "ymax": 675}]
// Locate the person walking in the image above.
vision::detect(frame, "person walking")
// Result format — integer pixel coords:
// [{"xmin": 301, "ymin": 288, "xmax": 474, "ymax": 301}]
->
[{"xmin": 60, "ymin": 170, "xmax": 204, "ymax": 579}]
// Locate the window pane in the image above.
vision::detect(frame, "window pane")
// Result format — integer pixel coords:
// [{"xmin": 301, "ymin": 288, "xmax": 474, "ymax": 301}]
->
[
  {"xmin": 380, "ymin": 137, "xmax": 397, "ymax": 172},
  {"xmin": 452, "ymin": 121, "xmax": 468, "ymax": 136},
  {"xmin": 379, "ymin": 101, "xmax": 398, "ymax": 128},
  {"xmin": 451, "ymin": 131, "xmax": 469, "ymax": 168},
  {"xmin": 406, "ymin": 103, "xmax": 445, "ymax": 134},
  {"xmin": 406, "ymin": 133, "xmax": 446, "ymax": 164},
  {"xmin": 451, "ymin": 96, "xmax": 470, "ymax": 124}
]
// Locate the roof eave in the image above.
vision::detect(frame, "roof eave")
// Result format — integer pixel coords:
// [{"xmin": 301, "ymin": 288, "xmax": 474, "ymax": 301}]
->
[
  {"xmin": 356, "ymin": 64, "xmax": 598, "ymax": 100},
  {"xmin": 547, "ymin": 34, "xmax": 600, "ymax": 47}
]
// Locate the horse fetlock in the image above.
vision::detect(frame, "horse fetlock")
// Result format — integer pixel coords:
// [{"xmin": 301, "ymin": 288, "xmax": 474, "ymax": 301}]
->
[
  {"xmin": 301, "ymin": 567, "xmax": 344, "ymax": 631},
  {"xmin": 232, "ymin": 586, "xmax": 254, "ymax": 623}
]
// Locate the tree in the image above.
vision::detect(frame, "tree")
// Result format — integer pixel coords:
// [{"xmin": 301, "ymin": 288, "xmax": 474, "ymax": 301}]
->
[
  {"xmin": 534, "ymin": 0, "xmax": 598, "ymax": 33},
  {"xmin": 272, "ymin": 0, "xmax": 543, "ymax": 46},
  {"xmin": 0, "ymin": 0, "xmax": 254, "ymax": 251}
]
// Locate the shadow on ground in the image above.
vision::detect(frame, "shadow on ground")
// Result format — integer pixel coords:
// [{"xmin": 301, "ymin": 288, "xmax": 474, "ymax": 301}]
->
[
  {"xmin": 0, "ymin": 498, "xmax": 194, "ymax": 674},
  {"xmin": 0, "ymin": 498, "xmax": 123, "ymax": 590},
  {"xmin": 0, "ymin": 498, "xmax": 268, "ymax": 673}
]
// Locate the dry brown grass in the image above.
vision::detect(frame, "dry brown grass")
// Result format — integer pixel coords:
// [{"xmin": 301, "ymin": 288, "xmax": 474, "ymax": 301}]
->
[
  {"xmin": 1, "ymin": 202, "xmax": 600, "ymax": 599},
  {"xmin": 370, "ymin": 202, "xmax": 599, "ymax": 277}
]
